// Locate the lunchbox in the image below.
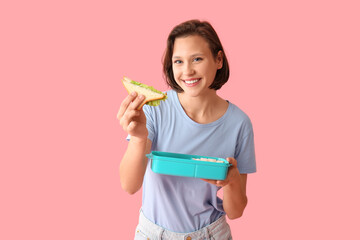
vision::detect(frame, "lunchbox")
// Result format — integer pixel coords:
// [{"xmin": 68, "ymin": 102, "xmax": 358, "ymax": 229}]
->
[{"xmin": 146, "ymin": 151, "xmax": 231, "ymax": 180}]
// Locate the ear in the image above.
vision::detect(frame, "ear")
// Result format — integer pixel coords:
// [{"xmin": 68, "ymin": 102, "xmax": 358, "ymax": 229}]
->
[{"xmin": 216, "ymin": 51, "xmax": 223, "ymax": 69}]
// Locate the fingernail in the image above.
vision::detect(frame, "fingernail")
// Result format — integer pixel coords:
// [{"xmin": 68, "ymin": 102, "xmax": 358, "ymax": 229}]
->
[
  {"xmin": 131, "ymin": 92, "xmax": 137, "ymax": 96},
  {"xmin": 138, "ymin": 95, "xmax": 144, "ymax": 100}
]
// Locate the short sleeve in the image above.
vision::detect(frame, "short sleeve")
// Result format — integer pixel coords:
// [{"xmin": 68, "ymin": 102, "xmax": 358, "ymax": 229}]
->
[
  {"xmin": 235, "ymin": 120, "xmax": 257, "ymax": 173},
  {"xmin": 143, "ymin": 105, "xmax": 156, "ymax": 142}
]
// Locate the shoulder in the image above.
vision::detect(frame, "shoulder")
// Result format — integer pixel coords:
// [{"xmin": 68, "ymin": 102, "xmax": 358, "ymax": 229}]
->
[
  {"xmin": 228, "ymin": 102, "xmax": 252, "ymax": 125},
  {"xmin": 226, "ymin": 102, "xmax": 254, "ymax": 137}
]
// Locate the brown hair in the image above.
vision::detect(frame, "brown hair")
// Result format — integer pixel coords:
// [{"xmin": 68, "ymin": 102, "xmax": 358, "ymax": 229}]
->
[{"xmin": 163, "ymin": 19, "xmax": 230, "ymax": 92}]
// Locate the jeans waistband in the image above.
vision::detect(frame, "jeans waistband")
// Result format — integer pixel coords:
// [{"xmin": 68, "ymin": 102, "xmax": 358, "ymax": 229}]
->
[{"xmin": 137, "ymin": 210, "xmax": 228, "ymax": 240}]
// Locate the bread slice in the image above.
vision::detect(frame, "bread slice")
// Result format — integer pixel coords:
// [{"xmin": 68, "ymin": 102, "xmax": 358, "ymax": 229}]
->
[{"xmin": 122, "ymin": 76, "xmax": 167, "ymax": 109}]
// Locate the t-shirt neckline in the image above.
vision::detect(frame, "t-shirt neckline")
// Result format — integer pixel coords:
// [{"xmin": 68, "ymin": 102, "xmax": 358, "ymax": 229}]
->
[{"xmin": 170, "ymin": 90, "xmax": 232, "ymax": 128}]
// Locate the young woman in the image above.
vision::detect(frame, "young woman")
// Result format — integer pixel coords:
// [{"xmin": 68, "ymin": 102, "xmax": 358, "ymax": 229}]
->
[{"xmin": 117, "ymin": 19, "xmax": 256, "ymax": 240}]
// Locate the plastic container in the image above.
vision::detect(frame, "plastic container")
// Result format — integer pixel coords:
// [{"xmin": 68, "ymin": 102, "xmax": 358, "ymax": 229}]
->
[{"xmin": 146, "ymin": 151, "xmax": 231, "ymax": 180}]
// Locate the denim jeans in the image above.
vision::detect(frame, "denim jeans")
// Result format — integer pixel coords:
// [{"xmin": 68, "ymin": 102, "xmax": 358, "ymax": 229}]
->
[{"xmin": 134, "ymin": 210, "xmax": 232, "ymax": 240}]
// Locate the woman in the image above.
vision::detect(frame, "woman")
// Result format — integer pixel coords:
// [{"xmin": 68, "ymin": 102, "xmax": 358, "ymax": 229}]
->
[{"xmin": 117, "ymin": 19, "xmax": 256, "ymax": 240}]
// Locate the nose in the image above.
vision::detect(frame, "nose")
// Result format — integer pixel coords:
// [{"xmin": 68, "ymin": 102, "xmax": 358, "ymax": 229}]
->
[{"xmin": 183, "ymin": 62, "xmax": 195, "ymax": 76}]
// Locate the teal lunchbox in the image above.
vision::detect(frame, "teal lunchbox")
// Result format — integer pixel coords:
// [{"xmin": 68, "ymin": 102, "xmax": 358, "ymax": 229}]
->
[{"xmin": 146, "ymin": 151, "xmax": 231, "ymax": 180}]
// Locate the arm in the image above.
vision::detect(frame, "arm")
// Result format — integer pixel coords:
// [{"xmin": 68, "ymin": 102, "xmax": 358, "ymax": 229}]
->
[
  {"xmin": 223, "ymin": 167, "xmax": 248, "ymax": 219},
  {"xmin": 119, "ymin": 138, "xmax": 152, "ymax": 194},
  {"xmin": 117, "ymin": 92, "xmax": 152, "ymax": 194},
  {"xmin": 202, "ymin": 157, "xmax": 248, "ymax": 219}
]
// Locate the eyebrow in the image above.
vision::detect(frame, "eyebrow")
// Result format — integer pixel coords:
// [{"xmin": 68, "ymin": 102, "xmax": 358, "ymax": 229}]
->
[{"xmin": 172, "ymin": 53, "xmax": 205, "ymax": 59}]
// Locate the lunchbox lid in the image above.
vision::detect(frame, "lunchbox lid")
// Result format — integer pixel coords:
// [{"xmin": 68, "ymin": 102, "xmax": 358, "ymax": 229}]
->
[{"xmin": 146, "ymin": 151, "xmax": 231, "ymax": 166}]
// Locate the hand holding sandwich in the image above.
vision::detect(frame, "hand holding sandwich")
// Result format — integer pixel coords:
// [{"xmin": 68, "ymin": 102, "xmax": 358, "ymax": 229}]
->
[
  {"xmin": 117, "ymin": 91, "xmax": 148, "ymax": 141},
  {"xmin": 117, "ymin": 77, "xmax": 167, "ymax": 141}
]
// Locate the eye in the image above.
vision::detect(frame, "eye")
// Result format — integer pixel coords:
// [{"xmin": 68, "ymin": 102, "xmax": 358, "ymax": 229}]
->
[
  {"xmin": 193, "ymin": 57, "xmax": 203, "ymax": 62},
  {"xmin": 173, "ymin": 60, "xmax": 183, "ymax": 64}
]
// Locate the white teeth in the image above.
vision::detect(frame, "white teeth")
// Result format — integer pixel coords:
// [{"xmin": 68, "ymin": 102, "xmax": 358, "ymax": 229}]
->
[{"xmin": 185, "ymin": 79, "xmax": 200, "ymax": 84}]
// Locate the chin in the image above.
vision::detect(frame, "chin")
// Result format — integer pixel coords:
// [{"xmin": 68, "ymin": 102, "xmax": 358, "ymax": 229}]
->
[{"xmin": 183, "ymin": 89, "xmax": 210, "ymax": 98}]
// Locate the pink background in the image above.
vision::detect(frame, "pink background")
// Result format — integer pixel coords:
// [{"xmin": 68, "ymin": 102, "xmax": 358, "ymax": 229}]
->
[{"xmin": 1, "ymin": 0, "xmax": 359, "ymax": 239}]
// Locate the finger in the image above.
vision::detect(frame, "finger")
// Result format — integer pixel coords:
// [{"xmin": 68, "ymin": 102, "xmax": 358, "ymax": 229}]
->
[
  {"xmin": 120, "ymin": 109, "xmax": 140, "ymax": 129},
  {"xmin": 218, "ymin": 180, "xmax": 229, "ymax": 187},
  {"xmin": 201, "ymin": 179, "xmax": 222, "ymax": 186},
  {"xmin": 226, "ymin": 157, "xmax": 237, "ymax": 167},
  {"xmin": 129, "ymin": 94, "xmax": 145, "ymax": 110},
  {"xmin": 127, "ymin": 121, "xmax": 136, "ymax": 132},
  {"xmin": 201, "ymin": 179, "xmax": 215, "ymax": 184},
  {"xmin": 127, "ymin": 121, "xmax": 140, "ymax": 133},
  {"xmin": 214, "ymin": 180, "xmax": 224, "ymax": 187},
  {"xmin": 117, "ymin": 92, "xmax": 137, "ymax": 119}
]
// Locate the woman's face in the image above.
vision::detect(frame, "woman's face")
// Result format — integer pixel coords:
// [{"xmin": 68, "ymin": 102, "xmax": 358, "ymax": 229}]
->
[{"xmin": 172, "ymin": 35, "xmax": 223, "ymax": 97}]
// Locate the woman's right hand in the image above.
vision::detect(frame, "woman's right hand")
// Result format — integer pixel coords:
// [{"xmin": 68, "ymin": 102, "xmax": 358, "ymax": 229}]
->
[{"xmin": 117, "ymin": 92, "xmax": 148, "ymax": 141}]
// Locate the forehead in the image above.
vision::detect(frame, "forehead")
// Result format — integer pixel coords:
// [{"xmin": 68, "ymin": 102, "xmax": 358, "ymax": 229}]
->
[{"xmin": 172, "ymin": 35, "xmax": 211, "ymax": 56}]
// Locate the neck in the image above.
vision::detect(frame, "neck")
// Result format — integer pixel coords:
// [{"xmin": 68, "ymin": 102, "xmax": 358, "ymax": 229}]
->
[{"xmin": 177, "ymin": 91, "xmax": 228, "ymax": 124}]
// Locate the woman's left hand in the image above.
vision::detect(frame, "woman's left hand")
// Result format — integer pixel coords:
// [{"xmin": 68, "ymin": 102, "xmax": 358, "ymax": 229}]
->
[{"xmin": 201, "ymin": 157, "xmax": 241, "ymax": 187}]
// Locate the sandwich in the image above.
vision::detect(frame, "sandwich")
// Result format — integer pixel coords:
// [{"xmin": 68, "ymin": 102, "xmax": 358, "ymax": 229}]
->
[{"xmin": 122, "ymin": 76, "xmax": 167, "ymax": 109}]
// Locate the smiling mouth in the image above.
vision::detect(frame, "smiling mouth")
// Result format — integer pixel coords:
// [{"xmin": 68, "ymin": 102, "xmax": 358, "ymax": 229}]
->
[{"xmin": 183, "ymin": 78, "xmax": 201, "ymax": 84}]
